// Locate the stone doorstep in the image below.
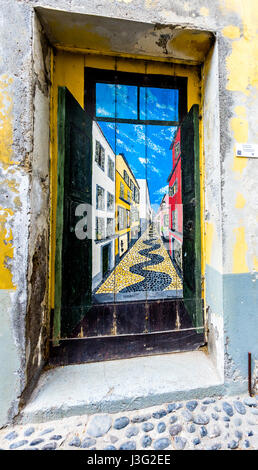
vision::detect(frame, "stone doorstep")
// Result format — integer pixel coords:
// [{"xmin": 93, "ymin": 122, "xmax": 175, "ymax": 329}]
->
[{"xmin": 18, "ymin": 351, "xmax": 224, "ymax": 424}]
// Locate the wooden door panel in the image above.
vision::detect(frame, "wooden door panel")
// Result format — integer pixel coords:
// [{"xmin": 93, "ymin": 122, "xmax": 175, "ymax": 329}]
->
[
  {"xmin": 51, "ymin": 75, "xmax": 204, "ymax": 363},
  {"xmin": 181, "ymin": 104, "xmax": 202, "ymax": 328},
  {"xmin": 54, "ymin": 87, "xmax": 92, "ymax": 340},
  {"xmin": 49, "ymin": 327, "xmax": 203, "ymax": 365}
]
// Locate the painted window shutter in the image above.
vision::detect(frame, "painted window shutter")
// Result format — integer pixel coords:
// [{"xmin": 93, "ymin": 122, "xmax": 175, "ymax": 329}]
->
[{"xmin": 54, "ymin": 87, "xmax": 92, "ymax": 339}]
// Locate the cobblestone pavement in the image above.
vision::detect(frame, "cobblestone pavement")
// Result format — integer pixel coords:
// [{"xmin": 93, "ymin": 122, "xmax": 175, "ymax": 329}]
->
[
  {"xmin": 96, "ymin": 230, "xmax": 182, "ymax": 296},
  {"xmin": 1, "ymin": 393, "xmax": 257, "ymax": 450}
]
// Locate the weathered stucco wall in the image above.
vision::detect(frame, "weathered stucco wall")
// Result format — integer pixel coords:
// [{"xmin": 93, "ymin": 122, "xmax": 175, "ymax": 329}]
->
[
  {"xmin": 202, "ymin": 41, "xmax": 224, "ymax": 378},
  {"xmin": 0, "ymin": 0, "xmax": 257, "ymax": 426},
  {"xmin": 0, "ymin": 0, "xmax": 32, "ymax": 426},
  {"xmin": 218, "ymin": 2, "xmax": 258, "ymax": 390},
  {"xmin": 0, "ymin": 2, "xmax": 51, "ymax": 425},
  {"xmin": 21, "ymin": 13, "xmax": 51, "ymax": 408}
]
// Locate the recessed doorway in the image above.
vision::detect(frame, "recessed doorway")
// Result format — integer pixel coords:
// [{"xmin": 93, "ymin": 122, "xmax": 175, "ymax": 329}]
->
[{"xmin": 51, "ymin": 65, "xmax": 204, "ymax": 364}]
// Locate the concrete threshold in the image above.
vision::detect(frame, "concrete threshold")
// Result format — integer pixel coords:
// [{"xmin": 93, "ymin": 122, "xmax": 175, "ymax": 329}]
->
[{"xmin": 18, "ymin": 351, "xmax": 224, "ymax": 424}]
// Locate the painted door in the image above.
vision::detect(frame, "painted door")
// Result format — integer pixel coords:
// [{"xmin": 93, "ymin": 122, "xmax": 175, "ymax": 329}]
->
[
  {"xmin": 51, "ymin": 73, "xmax": 204, "ymax": 364},
  {"xmin": 54, "ymin": 87, "xmax": 92, "ymax": 340},
  {"xmin": 181, "ymin": 105, "xmax": 202, "ymax": 328},
  {"xmin": 102, "ymin": 244, "xmax": 109, "ymax": 278}
]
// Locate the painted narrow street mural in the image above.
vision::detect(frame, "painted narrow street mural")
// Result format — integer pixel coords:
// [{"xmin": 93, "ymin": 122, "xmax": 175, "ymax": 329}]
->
[
  {"xmin": 95, "ymin": 228, "xmax": 182, "ymax": 302},
  {"xmin": 91, "ymin": 81, "xmax": 183, "ymax": 304},
  {"xmin": 53, "ymin": 72, "xmax": 203, "ymax": 354}
]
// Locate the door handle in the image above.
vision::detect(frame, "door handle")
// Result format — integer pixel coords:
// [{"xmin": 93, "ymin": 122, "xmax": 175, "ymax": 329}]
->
[{"xmin": 186, "ymin": 220, "xmax": 193, "ymax": 231}]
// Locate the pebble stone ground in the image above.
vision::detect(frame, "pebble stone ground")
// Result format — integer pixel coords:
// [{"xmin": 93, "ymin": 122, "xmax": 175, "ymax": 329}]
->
[{"xmin": 0, "ymin": 393, "xmax": 257, "ymax": 451}]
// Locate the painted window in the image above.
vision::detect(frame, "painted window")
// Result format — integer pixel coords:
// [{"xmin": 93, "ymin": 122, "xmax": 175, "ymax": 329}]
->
[
  {"xmin": 107, "ymin": 192, "xmax": 114, "ymax": 211},
  {"xmin": 124, "ymin": 170, "xmax": 130, "ymax": 186},
  {"xmin": 118, "ymin": 206, "xmax": 126, "ymax": 231},
  {"xmin": 169, "ymin": 178, "xmax": 178, "ymax": 197},
  {"xmin": 120, "ymin": 182, "xmax": 124, "ymax": 199},
  {"xmin": 164, "ymin": 214, "xmax": 169, "ymax": 227},
  {"xmin": 134, "ymin": 188, "xmax": 139, "ymax": 204},
  {"xmin": 96, "ymin": 185, "xmax": 105, "ymax": 210},
  {"xmin": 106, "ymin": 218, "xmax": 114, "ymax": 237},
  {"xmin": 96, "ymin": 216, "xmax": 105, "ymax": 240},
  {"xmin": 127, "ymin": 210, "xmax": 130, "ymax": 228},
  {"xmin": 171, "ymin": 209, "xmax": 178, "ymax": 231},
  {"xmin": 95, "ymin": 140, "xmax": 105, "ymax": 171},
  {"xmin": 174, "ymin": 141, "xmax": 180, "ymax": 159},
  {"xmin": 173, "ymin": 239, "xmax": 183, "ymax": 272},
  {"xmin": 108, "ymin": 156, "xmax": 114, "ymax": 181}
]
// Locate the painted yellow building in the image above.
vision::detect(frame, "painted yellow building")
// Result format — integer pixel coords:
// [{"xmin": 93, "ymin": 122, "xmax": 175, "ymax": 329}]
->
[{"xmin": 115, "ymin": 153, "xmax": 140, "ymax": 260}]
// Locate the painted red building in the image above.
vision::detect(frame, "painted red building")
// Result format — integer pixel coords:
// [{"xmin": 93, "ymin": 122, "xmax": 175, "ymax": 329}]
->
[{"xmin": 167, "ymin": 127, "xmax": 183, "ymax": 274}]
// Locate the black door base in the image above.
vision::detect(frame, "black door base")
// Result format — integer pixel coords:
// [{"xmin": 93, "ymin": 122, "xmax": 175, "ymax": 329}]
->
[{"xmin": 49, "ymin": 329, "xmax": 205, "ymax": 366}]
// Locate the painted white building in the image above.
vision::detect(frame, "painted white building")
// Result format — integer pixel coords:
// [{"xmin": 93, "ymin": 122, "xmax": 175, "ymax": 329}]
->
[
  {"xmin": 155, "ymin": 193, "xmax": 169, "ymax": 240},
  {"xmin": 136, "ymin": 178, "xmax": 152, "ymax": 235},
  {"xmin": 92, "ymin": 121, "xmax": 116, "ymax": 291}
]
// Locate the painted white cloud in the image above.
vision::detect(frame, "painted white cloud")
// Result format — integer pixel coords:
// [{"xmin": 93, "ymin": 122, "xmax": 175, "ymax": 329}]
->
[
  {"xmin": 154, "ymin": 184, "xmax": 168, "ymax": 195},
  {"xmin": 133, "ymin": 125, "xmax": 146, "ymax": 143},
  {"xmin": 151, "ymin": 165, "xmax": 161, "ymax": 175},
  {"xmin": 159, "ymin": 127, "xmax": 177, "ymax": 142},
  {"xmin": 96, "ymin": 107, "xmax": 111, "ymax": 116},
  {"xmin": 105, "ymin": 122, "xmax": 115, "ymax": 130},
  {"xmin": 117, "ymin": 140, "xmax": 137, "ymax": 154}
]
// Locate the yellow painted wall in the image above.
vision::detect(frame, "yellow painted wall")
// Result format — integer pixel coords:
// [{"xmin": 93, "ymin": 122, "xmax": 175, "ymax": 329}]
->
[
  {"xmin": 0, "ymin": 208, "xmax": 15, "ymax": 289},
  {"xmin": 50, "ymin": 50, "xmax": 203, "ymax": 308},
  {"xmin": 115, "ymin": 156, "xmax": 131, "ymax": 257},
  {"xmin": 220, "ymin": 0, "xmax": 258, "ymax": 274},
  {"xmin": 0, "ymin": 75, "xmax": 16, "ymax": 290}
]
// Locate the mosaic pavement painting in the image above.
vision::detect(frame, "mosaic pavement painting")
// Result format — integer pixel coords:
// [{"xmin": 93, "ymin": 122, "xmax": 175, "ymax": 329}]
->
[{"xmin": 94, "ymin": 228, "xmax": 183, "ymax": 303}]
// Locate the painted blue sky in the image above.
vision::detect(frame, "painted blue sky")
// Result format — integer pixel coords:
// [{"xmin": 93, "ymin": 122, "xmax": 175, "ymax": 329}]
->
[{"xmin": 96, "ymin": 83, "xmax": 179, "ymax": 213}]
